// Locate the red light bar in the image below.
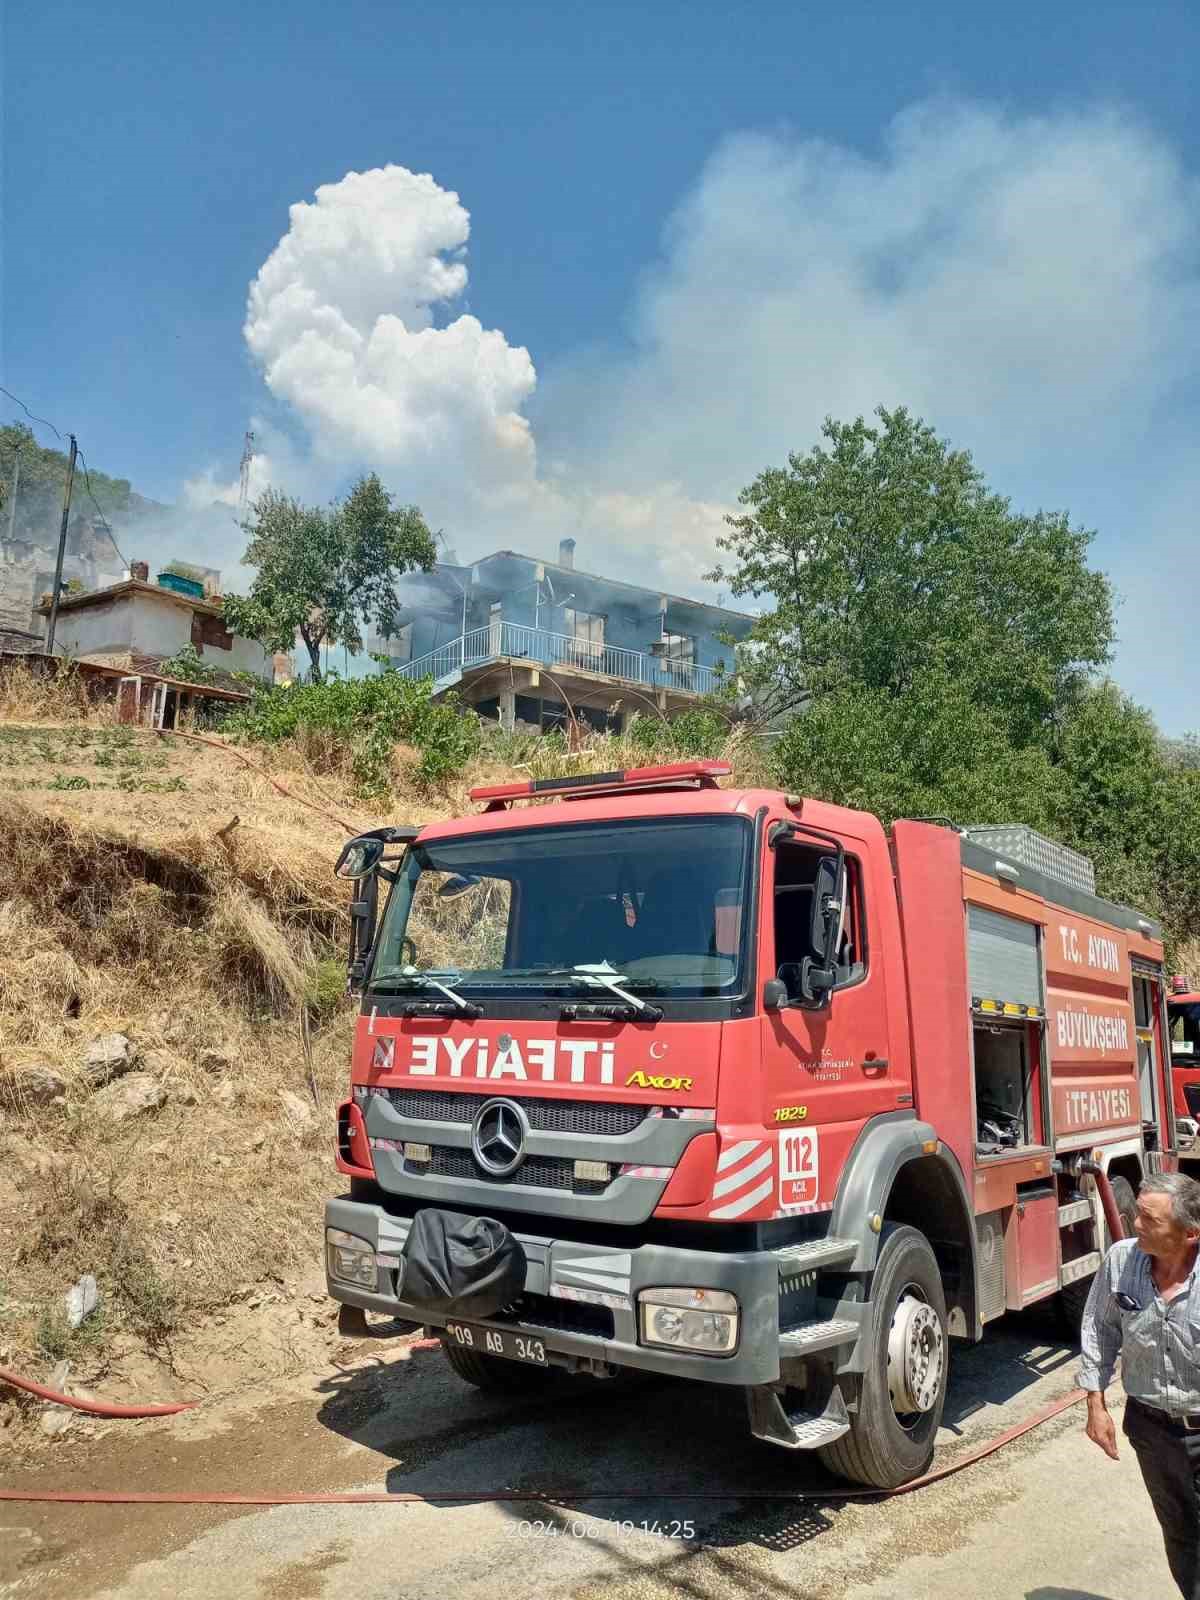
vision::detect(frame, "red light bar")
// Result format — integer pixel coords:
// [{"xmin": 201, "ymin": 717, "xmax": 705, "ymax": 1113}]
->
[{"xmin": 469, "ymin": 759, "xmax": 732, "ymax": 804}]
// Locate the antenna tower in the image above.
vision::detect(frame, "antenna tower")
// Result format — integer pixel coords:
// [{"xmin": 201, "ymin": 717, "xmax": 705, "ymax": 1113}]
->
[{"xmin": 236, "ymin": 430, "xmax": 255, "ymax": 524}]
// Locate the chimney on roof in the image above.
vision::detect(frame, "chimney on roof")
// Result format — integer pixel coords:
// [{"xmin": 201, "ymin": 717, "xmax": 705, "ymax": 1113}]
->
[
  {"xmin": 129, "ymin": 560, "xmax": 149, "ymax": 583},
  {"xmin": 558, "ymin": 538, "xmax": 576, "ymax": 570}
]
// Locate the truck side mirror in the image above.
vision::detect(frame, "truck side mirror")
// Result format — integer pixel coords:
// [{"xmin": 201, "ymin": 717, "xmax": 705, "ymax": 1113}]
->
[
  {"xmin": 347, "ymin": 875, "xmax": 380, "ymax": 992},
  {"xmin": 763, "ymin": 977, "xmax": 790, "ymax": 1011},
  {"xmin": 810, "ymin": 856, "xmax": 842, "ymax": 966},
  {"xmin": 335, "ymin": 835, "xmax": 386, "ymax": 880},
  {"xmin": 800, "ymin": 957, "xmax": 836, "ymax": 1005}
]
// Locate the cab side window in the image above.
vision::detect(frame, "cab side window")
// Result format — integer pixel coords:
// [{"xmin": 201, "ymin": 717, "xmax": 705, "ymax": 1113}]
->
[{"xmin": 773, "ymin": 842, "xmax": 866, "ymax": 1001}]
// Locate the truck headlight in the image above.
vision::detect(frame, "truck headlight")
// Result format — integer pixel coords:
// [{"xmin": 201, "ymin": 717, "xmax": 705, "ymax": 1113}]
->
[
  {"xmin": 638, "ymin": 1287, "xmax": 738, "ymax": 1354},
  {"xmin": 326, "ymin": 1227, "xmax": 377, "ymax": 1288}
]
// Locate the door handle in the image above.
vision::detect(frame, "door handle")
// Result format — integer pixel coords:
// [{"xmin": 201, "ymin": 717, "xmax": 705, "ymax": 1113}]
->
[{"xmin": 862, "ymin": 1057, "xmax": 889, "ymax": 1073}]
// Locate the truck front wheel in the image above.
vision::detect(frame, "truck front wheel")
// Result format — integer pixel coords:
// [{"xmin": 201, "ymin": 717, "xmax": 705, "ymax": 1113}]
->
[{"xmin": 819, "ymin": 1223, "xmax": 948, "ymax": 1490}]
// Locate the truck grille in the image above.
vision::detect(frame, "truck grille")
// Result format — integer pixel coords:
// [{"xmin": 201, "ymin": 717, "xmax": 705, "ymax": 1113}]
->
[
  {"xmin": 494, "ymin": 1293, "xmax": 614, "ymax": 1340},
  {"xmin": 408, "ymin": 1144, "xmax": 612, "ymax": 1195},
  {"xmin": 386, "ymin": 1088, "xmax": 648, "ymax": 1136}
]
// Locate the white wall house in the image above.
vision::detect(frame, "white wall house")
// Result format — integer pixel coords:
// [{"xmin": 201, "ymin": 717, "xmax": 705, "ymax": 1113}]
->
[{"xmin": 39, "ymin": 579, "xmax": 273, "ymax": 683}]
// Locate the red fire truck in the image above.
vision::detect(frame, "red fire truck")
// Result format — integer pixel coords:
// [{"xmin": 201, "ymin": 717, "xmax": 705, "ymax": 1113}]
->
[
  {"xmin": 325, "ymin": 760, "xmax": 1177, "ymax": 1488},
  {"xmin": 1169, "ymin": 977, "xmax": 1200, "ymax": 1157}
]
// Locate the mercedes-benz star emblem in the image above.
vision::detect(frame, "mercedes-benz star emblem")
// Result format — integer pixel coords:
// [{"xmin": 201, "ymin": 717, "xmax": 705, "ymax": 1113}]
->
[{"xmin": 470, "ymin": 1098, "xmax": 528, "ymax": 1178}]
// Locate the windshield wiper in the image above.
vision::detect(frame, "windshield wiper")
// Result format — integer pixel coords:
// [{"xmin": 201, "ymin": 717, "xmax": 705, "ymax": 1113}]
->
[
  {"xmin": 518, "ymin": 962, "xmax": 664, "ymax": 1020},
  {"xmin": 369, "ymin": 969, "xmax": 483, "ymax": 1018}
]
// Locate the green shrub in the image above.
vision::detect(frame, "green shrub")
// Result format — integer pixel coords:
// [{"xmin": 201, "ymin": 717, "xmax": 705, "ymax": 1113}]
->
[
  {"xmin": 158, "ymin": 643, "xmax": 219, "ymax": 685},
  {"xmin": 226, "ymin": 671, "xmax": 481, "ymax": 795},
  {"xmin": 626, "ymin": 708, "xmax": 730, "ymax": 759},
  {"xmin": 304, "ymin": 954, "xmax": 349, "ymax": 1020}
]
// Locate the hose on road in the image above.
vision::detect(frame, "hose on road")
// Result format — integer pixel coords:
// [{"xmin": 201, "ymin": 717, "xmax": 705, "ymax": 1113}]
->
[{"xmin": 0, "ymin": 1385, "xmax": 1087, "ymax": 1506}]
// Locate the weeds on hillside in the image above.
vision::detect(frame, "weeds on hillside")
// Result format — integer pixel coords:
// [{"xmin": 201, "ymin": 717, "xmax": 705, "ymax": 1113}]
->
[
  {"xmin": 476, "ymin": 713, "xmax": 772, "ymax": 790},
  {"xmin": 0, "ymin": 661, "xmax": 112, "ymax": 724}
]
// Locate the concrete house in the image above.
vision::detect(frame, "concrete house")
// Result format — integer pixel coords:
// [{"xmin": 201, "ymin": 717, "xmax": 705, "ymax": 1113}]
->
[
  {"xmin": 38, "ymin": 569, "xmax": 273, "ymax": 684},
  {"xmin": 358, "ymin": 541, "xmax": 756, "ymax": 733}
]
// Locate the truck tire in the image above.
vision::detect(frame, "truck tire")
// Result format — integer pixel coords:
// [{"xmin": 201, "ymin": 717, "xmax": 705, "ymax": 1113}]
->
[
  {"xmin": 441, "ymin": 1337, "xmax": 552, "ymax": 1391},
  {"xmin": 818, "ymin": 1223, "xmax": 948, "ymax": 1490},
  {"xmin": 1059, "ymin": 1175, "xmax": 1137, "ymax": 1330}
]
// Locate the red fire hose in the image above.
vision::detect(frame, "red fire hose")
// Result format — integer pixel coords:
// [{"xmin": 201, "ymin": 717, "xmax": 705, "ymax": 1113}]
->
[
  {"xmin": 0, "ymin": 1367, "xmax": 197, "ymax": 1418},
  {"xmin": 1078, "ymin": 1159, "xmax": 1128, "ymax": 1242}
]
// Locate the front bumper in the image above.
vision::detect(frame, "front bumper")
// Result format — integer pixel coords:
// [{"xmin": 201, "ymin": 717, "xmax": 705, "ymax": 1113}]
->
[{"xmin": 325, "ymin": 1194, "xmax": 788, "ymax": 1386}]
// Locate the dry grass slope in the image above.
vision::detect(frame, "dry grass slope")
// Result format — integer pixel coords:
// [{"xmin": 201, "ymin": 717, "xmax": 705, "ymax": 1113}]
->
[{"xmin": 0, "ymin": 680, "xmax": 769, "ymax": 1428}]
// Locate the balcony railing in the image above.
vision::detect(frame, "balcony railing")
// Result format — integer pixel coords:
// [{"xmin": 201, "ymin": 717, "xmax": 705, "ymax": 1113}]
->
[{"xmin": 397, "ymin": 621, "xmax": 722, "ymax": 697}]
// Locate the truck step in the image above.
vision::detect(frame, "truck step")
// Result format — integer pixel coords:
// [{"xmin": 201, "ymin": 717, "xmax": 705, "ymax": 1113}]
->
[
  {"xmin": 773, "ymin": 1237, "xmax": 858, "ymax": 1276},
  {"xmin": 1060, "ymin": 1251, "xmax": 1101, "ymax": 1286},
  {"xmin": 1058, "ymin": 1199, "xmax": 1092, "ymax": 1226},
  {"xmin": 746, "ymin": 1382, "xmax": 851, "ymax": 1450},
  {"xmin": 781, "ymin": 1408, "xmax": 852, "ymax": 1448},
  {"xmin": 779, "ymin": 1318, "xmax": 860, "ymax": 1355}
]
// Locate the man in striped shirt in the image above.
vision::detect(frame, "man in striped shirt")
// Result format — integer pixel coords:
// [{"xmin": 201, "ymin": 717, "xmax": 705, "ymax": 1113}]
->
[{"xmin": 1081, "ymin": 1171, "xmax": 1200, "ymax": 1599}]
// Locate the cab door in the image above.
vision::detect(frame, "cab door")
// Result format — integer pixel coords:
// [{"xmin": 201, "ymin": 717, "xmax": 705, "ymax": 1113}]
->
[
  {"xmin": 756, "ymin": 826, "xmax": 911, "ymax": 1217},
  {"xmin": 1132, "ymin": 970, "xmax": 1163, "ymax": 1140}
]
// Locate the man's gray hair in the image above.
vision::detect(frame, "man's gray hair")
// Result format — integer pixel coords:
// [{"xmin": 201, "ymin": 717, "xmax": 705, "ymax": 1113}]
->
[{"xmin": 1140, "ymin": 1171, "xmax": 1200, "ymax": 1230}]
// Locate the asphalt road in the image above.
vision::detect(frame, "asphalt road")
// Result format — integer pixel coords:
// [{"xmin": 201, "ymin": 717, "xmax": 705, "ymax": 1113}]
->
[{"xmin": 0, "ymin": 1307, "xmax": 1176, "ymax": 1600}]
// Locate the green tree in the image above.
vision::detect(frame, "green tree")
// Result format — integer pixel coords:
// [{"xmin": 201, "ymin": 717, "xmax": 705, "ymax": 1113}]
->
[
  {"xmin": 1047, "ymin": 685, "xmax": 1200, "ymax": 957},
  {"xmin": 771, "ymin": 666, "xmax": 1059, "ymax": 832},
  {"xmin": 222, "ymin": 474, "xmax": 436, "ymax": 682},
  {"xmin": 710, "ymin": 407, "xmax": 1114, "ymax": 737},
  {"xmin": 772, "ymin": 674, "xmax": 1200, "ymax": 963}
]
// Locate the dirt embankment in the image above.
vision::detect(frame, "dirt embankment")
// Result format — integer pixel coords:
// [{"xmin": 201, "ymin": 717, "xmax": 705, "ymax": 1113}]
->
[{"xmin": 0, "ymin": 709, "xmax": 449, "ymax": 1448}]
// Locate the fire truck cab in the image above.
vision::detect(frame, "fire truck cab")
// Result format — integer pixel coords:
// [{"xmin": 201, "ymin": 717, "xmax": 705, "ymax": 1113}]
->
[
  {"xmin": 1169, "ymin": 979, "xmax": 1200, "ymax": 1157},
  {"xmin": 325, "ymin": 762, "xmax": 1176, "ymax": 1488}
]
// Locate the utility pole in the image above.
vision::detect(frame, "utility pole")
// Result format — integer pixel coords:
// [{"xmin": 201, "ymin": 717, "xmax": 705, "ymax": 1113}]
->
[
  {"xmin": 6, "ymin": 440, "xmax": 22, "ymax": 542},
  {"xmin": 45, "ymin": 434, "xmax": 77, "ymax": 656}
]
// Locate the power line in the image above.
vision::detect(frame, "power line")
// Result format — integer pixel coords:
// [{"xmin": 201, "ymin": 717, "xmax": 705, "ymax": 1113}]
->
[
  {"xmin": 0, "ymin": 384, "xmax": 65, "ymax": 441},
  {"xmin": 75, "ymin": 446, "xmax": 130, "ymax": 570}
]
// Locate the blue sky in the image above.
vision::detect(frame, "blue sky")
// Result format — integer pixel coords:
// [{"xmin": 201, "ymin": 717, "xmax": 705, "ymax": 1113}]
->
[{"xmin": 4, "ymin": 0, "xmax": 1199, "ymax": 730}]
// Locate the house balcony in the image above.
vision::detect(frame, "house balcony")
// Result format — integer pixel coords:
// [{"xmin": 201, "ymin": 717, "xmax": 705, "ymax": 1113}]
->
[{"xmin": 396, "ymin": 620, "xmax": 726, "ymax": 714}]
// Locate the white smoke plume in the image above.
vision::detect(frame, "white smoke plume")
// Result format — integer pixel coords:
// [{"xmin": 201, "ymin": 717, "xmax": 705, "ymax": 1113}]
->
[
  {"xmin": 205, "ymin": 107, "xmax": 1199, "ymax": 726},
  {"xmin": 244, "ymin": 166, "xmax": 537, "ymax": 503}
]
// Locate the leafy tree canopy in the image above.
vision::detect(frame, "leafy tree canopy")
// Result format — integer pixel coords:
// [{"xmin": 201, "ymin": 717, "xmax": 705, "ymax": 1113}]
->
[
  {"xmin": 718, "ymin": 406, "xmax": 1200, "ymax": 957},
  {"xmin": 222, "ymin": 474, "xmax": 436, "ymax": 682},
  {"xmin": 710, "ymin": 406, "xmax": 1114, "ymax": 738}
]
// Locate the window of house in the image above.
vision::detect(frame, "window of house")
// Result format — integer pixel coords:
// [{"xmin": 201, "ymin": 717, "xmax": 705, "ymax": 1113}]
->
[
  {"xmin": 389, "ymin": 622, "xmax": 413, "ymax": 662},
  {"xmin": 577, "ymin": 704, "xmax": 613, "ymax": 734},
  {"xmin": 191, "ymin": 612, "xmax": 233, "ymax": 651},
  {"xmin": 660, "ymin": 631, "xmax": 695, "ymax": 663},
  {"xmin": 659, "ymin": 631, "xmax": 698, "ymax": 685},
  {"xmin": 563, "ymin": 608, "xmax": 605, "ymax": 663}
]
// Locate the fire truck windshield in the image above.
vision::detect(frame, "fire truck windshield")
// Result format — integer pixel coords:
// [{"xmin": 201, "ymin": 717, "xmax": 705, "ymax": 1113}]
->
[
  {"xmin": 1171, "ymin": 999, "xmax": 1200, "ymax": 1062},
  {"xmin": 368, "ymin": 815, "xmax": 752, "ymax": 1000}
]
